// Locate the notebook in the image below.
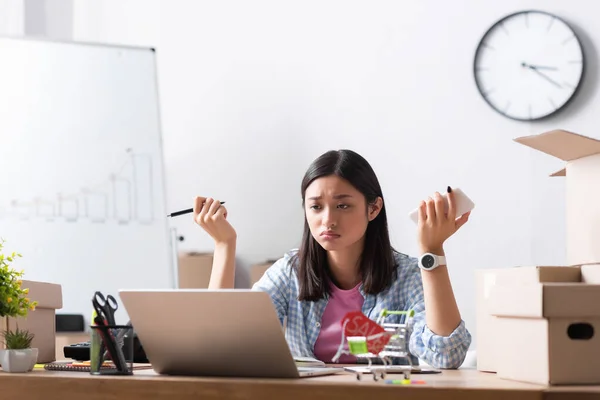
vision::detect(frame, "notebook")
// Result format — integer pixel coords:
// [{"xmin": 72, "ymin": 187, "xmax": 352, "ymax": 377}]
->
[{"xmin": 42, "ymin": 360, "xmax": 153, "ymax": 372}]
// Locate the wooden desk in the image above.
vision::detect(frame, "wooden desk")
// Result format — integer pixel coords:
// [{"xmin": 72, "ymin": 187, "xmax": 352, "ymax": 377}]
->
[
  {"xmin": 544, "ymin": 385, "xmax": 600, "ymax": 400},
  {"xmin": 0, "ymin": 367, "xmax": 546, "ymax": 400},
  {"xmin": 0, "ymin": 367, "xmax": 598, "ymax": 400}
]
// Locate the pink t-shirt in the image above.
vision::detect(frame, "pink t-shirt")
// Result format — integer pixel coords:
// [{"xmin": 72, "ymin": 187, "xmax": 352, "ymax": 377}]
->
[{"xmin": 313, "ymin": 281, "xmax": 364, "ymax": 363}]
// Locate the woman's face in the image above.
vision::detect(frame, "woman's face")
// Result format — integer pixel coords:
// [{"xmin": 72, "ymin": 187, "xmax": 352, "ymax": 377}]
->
[{"xmin": 304, "ymin": 175, "xmax": 380, "ymax": 252}]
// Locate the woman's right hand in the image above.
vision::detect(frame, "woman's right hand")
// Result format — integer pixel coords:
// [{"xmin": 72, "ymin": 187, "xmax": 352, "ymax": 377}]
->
[{"xmin": 193, "ymin": 196, "xmax": 237, "ymax": 245}]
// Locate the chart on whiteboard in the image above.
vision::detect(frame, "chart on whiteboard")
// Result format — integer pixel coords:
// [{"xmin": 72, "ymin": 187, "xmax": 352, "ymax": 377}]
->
[{"xmin": 1, "ymin": 149, "xmax": 155, "ymax": 225}]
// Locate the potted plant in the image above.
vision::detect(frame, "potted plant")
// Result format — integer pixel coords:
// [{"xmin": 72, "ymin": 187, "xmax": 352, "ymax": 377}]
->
[
  {"xmin": 0, "ymin": 239, "xmax": 39, "ymax": 372},
  {"xmin": 0, "ymin": 327, "xmax": 37, "ymax": 372}
]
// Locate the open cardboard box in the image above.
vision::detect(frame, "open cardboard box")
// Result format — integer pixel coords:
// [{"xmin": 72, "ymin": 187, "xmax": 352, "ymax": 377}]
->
[
  {"xmin": 475, "ymin": 129, "xmax": 600, "ymax": 384},
  {"xmin": 515, "ymin": 129, "xmax": 600, "ymax": 266},
  {"xmin": 2, "ymin": 280, "xmax": 62, "ymax": 363}
]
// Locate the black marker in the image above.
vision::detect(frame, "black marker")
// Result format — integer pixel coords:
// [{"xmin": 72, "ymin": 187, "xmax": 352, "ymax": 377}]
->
[{"xmin": 166, "ymin": 202, "xmax": 225, "ymax": 218}]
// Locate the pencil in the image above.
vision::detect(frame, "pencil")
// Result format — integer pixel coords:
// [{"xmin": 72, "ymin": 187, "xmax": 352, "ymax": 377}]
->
[{"xmin": 166, "ymin": 202, "xmax": 225, "ymax": 218}]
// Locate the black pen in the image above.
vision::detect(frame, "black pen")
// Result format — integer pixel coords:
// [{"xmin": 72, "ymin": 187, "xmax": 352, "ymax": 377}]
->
[{"xmin": 166, "ymin": 202, "xmax": 225, "ymax": 218}]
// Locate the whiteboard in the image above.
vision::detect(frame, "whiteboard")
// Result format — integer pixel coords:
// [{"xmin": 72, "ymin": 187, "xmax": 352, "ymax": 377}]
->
[{"xmin": 0, "ymin": 37, "xmax": 174, "ymax": 325}]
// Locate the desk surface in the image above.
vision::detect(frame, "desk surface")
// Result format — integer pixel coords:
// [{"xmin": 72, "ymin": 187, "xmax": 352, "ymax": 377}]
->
[{"xmin": 3, "ymin": 367, "xmax": 599, "ymax": 400}]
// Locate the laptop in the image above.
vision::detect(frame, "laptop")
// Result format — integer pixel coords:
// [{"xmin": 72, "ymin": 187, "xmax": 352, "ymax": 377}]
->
[{"xmin": 118, "ymin": 289, "xmax": 343, "ymax": 378}]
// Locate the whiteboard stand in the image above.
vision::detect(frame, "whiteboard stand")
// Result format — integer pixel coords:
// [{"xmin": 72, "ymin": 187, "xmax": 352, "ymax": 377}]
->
[{"xmin": 169, "ymin": 227, "xmax": 182, "ymax": 289}]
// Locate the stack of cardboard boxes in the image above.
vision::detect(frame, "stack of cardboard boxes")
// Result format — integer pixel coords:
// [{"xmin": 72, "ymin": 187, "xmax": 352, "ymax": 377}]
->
[{"xmin": 476, "ymin": 129, "xmax": 600, "ymax": 385}]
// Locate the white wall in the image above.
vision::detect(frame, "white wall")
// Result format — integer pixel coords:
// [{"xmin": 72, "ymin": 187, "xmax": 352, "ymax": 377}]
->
[
  {"xmin": 30, "ymin": 0, "xmax": 600, "ymax": 350},
  {"xmin": 0, "ymin": 0, "xmax": 24, "ymax": 36}
]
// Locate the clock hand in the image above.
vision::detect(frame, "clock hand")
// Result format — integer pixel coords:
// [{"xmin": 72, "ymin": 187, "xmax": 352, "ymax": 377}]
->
[
  {"xmin": 522, "ymin": 63, "xmax": 562, "ymax": 88},
  {"xmin": 521, "ymin": 62, "xmax": 558, "ymax": 71}
]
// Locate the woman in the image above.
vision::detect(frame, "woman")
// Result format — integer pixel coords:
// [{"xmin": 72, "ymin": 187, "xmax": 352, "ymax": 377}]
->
[{"xmin": 193, "ymin": 149, "xmax": 471, "ymax": 369}]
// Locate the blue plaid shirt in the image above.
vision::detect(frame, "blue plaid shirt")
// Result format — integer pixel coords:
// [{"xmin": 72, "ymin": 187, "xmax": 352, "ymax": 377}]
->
[{"xmin": 252, "ymin": 249, "xmax": 471, "ymax": 369}]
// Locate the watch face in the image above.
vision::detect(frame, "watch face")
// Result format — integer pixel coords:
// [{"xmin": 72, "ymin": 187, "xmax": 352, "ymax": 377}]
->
[
  {"xmin": 421, "ymin": 254, "xmax": 435, "ymax": 269},
  {"xmin": 473, "ymin": 10, "xmax": 585, "ymax": 121}
]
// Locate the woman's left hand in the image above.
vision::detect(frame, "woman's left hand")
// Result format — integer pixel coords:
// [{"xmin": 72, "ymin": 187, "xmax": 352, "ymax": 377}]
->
[{"xmin": 417, "ymin": 187, "xmax": 470, "ymax": 253}]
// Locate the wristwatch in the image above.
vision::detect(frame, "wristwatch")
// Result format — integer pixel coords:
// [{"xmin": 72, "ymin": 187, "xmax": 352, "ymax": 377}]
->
[{"xmin": 418, "ymin": 253, "xmax": 446, "ymax": 271}]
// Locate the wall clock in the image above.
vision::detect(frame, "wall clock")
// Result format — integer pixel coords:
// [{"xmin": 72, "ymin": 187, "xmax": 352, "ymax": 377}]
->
[{"xmin": 473, "ymin": 10, "xmax": 585, "ymax": 121}]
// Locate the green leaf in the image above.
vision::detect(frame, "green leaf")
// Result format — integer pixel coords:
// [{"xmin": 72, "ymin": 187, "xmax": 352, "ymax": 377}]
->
[
  {"xmin": 0, "ymin": 240, "xmax": 33, "ymax": 320},
  {"xmin": 1, "ymin": 327, "xmax": 34, "ymax": 349}
]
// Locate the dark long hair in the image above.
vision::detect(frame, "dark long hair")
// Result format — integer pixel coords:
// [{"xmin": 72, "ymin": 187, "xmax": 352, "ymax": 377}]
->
[{"xmin": 293, "ymin": 149, "xmax": 397, "ymax": 301}]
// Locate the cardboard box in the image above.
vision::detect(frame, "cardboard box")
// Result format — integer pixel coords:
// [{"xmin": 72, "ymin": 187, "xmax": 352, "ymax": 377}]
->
[
  {"xmin": 178, "ymin": 252, "xmax": 213, "ymax": 288},
  {"xmin": 249, "ymin": 260, "xmax": 277, "ymax": 286},
  {"xmin": 475, "ymin": 266, "xmax": 581, "ymax": 373},
  {"xmin": 491, "ymin": 280, "xmax": 600, "ymax": 385},
  {"xmin": 2, "ymin": 280, "xmax": 62, "ymax": 363},
  {"xmin": 55, "ymin": 332, "xmax": 90, "ymax": 361},
  {"xmin": 476, "ymin": 266, "xmax": 600, "ymax": 385},
  {"xmin": 514, "ymin": 129, "xmax": 600, "ymax": 265},
  {"xmin": 582, "ymin": 264, "xmax": 600, "ymax": 283}
]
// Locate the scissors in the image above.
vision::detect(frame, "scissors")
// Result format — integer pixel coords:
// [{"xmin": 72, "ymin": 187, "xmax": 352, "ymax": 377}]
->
[{"xmin": 92, "ymin": 291, "xmax": 118, "ymax": 326}]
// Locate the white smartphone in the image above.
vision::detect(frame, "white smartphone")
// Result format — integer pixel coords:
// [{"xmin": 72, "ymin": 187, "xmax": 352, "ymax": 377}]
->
[{"xmin": 408, "ymin": 187, "xmax": 475, "ymax": 224}]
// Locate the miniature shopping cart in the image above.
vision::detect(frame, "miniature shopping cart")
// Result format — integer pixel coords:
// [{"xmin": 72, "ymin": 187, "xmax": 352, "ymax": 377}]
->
[{"xmin": 332, "ymin": 309, "xmax": 415, "ymax": 381}]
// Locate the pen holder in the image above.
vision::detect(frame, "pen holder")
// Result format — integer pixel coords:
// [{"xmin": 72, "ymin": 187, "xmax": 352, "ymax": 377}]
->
[{"xmin": 90, "ymin": 324, "xmax": 134, "ymax": 375}]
